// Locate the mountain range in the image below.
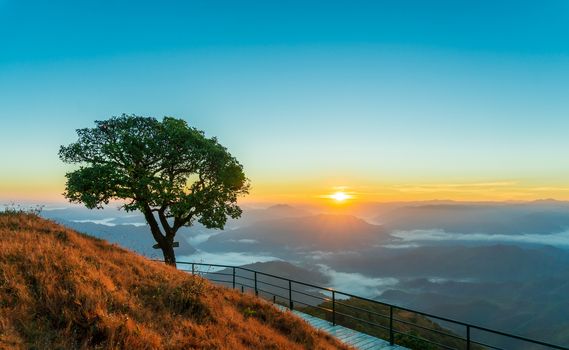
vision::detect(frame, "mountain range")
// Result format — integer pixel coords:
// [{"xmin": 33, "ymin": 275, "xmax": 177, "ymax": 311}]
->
[{"xmin": 38, "ymin": 200, "xmax": 569, "ymax": 348}]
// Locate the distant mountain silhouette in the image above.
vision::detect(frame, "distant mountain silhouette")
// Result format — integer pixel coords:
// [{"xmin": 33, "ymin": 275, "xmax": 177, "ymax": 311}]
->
[
  {"xmin": 322, "ymin": 244, "xmax": 569, "ymax": 281},
  {"xmin": 39, "ymin": 201, "xmax": 569, "ymax": 347},
  {"xmin": 60, "ymin": 220, "xmax": 197, "ymax": 258},
  {"xmin": 206, "ymin": 214, "xmax": 386, "ymax": 251},
  {"xmin": 227, "ymin": 204, "xmax": 312, "ymax": 228},
  {"xmin": 378, "ymin": 203, "xmax": 569, "ymax": 235}
]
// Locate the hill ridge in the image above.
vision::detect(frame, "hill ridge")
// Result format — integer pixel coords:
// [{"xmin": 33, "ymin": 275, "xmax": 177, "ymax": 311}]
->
[{"xmin": 0, "ymin": 212, "xmax": 348, "ymax": 350}]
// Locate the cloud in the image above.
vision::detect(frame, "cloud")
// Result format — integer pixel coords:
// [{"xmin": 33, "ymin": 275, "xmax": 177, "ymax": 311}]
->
[
  {"xmin": 226, "ymin": 239, "xmax": 259, "ymax": 244},
  {"xmin": 427, "ymin": 277, "xmax": 475, "ymax": 284},
  {"xmin": 307, "ymin": 250, "xmax": 360, "ymax": 261},
  {"xmin": 391, "ymin": 181, "xmax": 518, "ymax": 194},
  {"xmin": 237, "ymin": 239, "xmax": 258, "ymax": 244},
  {"xmin": 381, "ymin": 243, "xmax": 421, "ymax": 249},
  {"xmin": 70, "ymin": 218, "xmax": 146, "ymax": 227},
  {"xmin": 317, "ymin": 264, "xmax": 398, "ymax": 299},
  {"xmin": 177, "ymin": 251, "xmax": 281, "ymax": 271},
  {"xmin": 42, "ymin": 206, "xmax": 68, "ymax": 211},
  {"xmin": 186, "ymin": 233, "xmax": 217, "ymax": 245},
  {"xmin": 528, "ymin": 187, "xmax": 569, "ymax": 192},
  {"xmin": 72, "ymin": 218, "xmax": 117, "ymax": 226},
  {"xmin": 120, "ymin": 222, "xmax": 146, "ymax": 227},
  {"xmin": 390, "ymin": 229, "xmax": 569, "ymax": 247}
]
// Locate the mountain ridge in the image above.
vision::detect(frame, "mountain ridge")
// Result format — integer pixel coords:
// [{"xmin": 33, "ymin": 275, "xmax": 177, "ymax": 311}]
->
[
  {"xmin": 205, "ymin": 213, "xmax": 386, "ymax": 252},
  {"xmin": 0, "ymin": 212, "xmax": 348, "ymax": 350}
]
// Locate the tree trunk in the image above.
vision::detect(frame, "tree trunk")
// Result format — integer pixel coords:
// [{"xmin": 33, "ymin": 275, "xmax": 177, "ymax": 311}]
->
[
  {"xmin": 141, "ymin": 205, "xmax": 177, "ymax": 267},
  {"xmin": 161, "ymin": 241, "xmax": 177, "ymax": 266}
]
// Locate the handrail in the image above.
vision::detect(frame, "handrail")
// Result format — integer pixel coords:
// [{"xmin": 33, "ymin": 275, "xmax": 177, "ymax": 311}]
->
[{"xmin": 160, "ymin": 260, "xmax": 569, "ymax": 350}]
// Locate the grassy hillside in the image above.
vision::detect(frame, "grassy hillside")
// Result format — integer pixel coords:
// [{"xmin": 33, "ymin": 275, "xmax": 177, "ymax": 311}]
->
[{"xmin": 0, "ymin": 212, "xmax": 349, "ymax": 350}]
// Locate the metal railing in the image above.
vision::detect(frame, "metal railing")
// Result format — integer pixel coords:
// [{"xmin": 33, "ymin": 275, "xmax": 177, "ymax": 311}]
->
[{"xmin": 162, "ymin": 260, "xmax": 569, "ymax": 350}]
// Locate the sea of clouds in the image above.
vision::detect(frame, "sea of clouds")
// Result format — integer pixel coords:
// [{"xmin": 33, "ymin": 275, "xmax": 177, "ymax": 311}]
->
[{"xmin": 388, "ymin": 229, "xmax": 569, "ymax": 247}]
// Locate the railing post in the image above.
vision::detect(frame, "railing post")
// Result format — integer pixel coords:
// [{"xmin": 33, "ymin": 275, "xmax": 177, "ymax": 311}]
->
[
  {"xmin": 389, "ymin": 305, "xmax": 394, "ymax": 345},
  {"xmin": 161, "ymin": 260, "xmax": 569, "ymax": 350},
  {"xmin": 332, "ymin": 291, "xmax": 336, "ymax": 326},
  {"xmin": 288, "ymin": 280, "xmax": 293, "ymax": 310},
  {"xmin": 254, "ymin": 271, "xmax": 258, "ymax": 296}
]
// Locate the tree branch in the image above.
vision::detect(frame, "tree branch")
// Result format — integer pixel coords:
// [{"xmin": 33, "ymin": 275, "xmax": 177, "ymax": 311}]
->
[
  {"xmin": 158, "ymin": 206, "xmax": 174, "ymax": 239},
  {"xmin": 142, "ymin": 204, "xmax": 166, "ymax": 245},
  {"xmin": 173, "ymin": 208, "xmax": 195, "ymax": 232}
]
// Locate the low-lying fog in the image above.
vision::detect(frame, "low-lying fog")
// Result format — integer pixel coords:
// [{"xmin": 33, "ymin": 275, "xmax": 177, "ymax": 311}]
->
[{"xmin": 36, "ymin": 200, "xmax": 569, "ymax": 346}]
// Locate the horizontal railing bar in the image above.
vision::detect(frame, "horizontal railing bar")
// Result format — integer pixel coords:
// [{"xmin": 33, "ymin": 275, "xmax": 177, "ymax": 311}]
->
[
  {"xmin": 175, "ymin": 262, "xmax": 480, "ymax": 326},
  {"xmin": 392, "ymin": 330, "xmax": 457, "ymax": 350},
  {"xmin": 256, "ymin": 287, "xmax": 289, "ymax": 300},
  {"xmin": 287, "ymin": 300, "xmax": 334, "ymax": 314},
  {"xmin": 172, "ymin": 261, "xmax": 333, "ymax": 292},
  {"xmin": 255, "ymin": 279, "xmax": 290, "ymax": 291},
  {"xmin": 306, "ymin": 305, "xmax": 335, "ymax": 314},
  {"xmin": 164, "ymin": 260, "xmax": 569, "ymax": 350},
  {"xmin": 234, "ymin": 276, "xmax": 256, "ymax": 284},
  {"xmin": 237, "ymin": 281, "xmax": 254, "ymax": 290},
  {"xmin": 254, "ymin": 289, "xmax": 333, "ymax": 315},
  {"xmin": 206, "ymin": 278, "xmax": 232, "ymax": 284},
  {"xmin": 227, "ymin": 260, "xmax": 472, "ymax": 325},
  {"xmin": 306, "ymin": 304, "xmax": 334, "ymax": 314},
  {"xmin": 203, "ymin": 272, "xmax": 233, "ymax": 277},
  {"xmin": 467, "ymin": 326, "xmax": 569, "ymax": 349},
  {"xmin": 330, "ymin": 310, "xmax": 391, "ymax": 331},
  {"xmin": 392, "ymin": 317, "xmax": 466, "ymax": 341},
  {"xmin": 334, "ymin": 300, "xmax": 391, "ymax": 320},
  {"xmin": 282, "ymin": 291, "xmax": 559, "ymax": 350},
  {"xmin": 469, "ymin": 339, "xmax": 506, "ymax": 350},
  {"xmin": 175, "ymin": 261, "xmax": 234, "ymax": 268},
  {"xmin": 288, "ymin": 288, "xmax": 330, "ymax": 302},
  {"xmin": 282, "ymin": 277, "xmax": 336, "ymax": 293}
]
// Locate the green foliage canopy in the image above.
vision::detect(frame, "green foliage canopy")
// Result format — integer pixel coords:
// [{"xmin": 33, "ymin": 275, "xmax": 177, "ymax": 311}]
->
[{"xmin": 59, "ymin": 114, "xmax": 249, "ymax": 264}]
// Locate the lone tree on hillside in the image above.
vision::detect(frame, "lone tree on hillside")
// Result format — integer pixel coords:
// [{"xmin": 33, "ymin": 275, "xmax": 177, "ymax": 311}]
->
[{"xmin": 59, "ymin": 114, "xmax": 249, "ymax": 266}]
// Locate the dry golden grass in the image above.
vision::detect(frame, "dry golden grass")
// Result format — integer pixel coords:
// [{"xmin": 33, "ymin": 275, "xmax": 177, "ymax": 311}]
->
[{"xmin": 0, "ymin": 212, "xmax": 350, "ymax": 350}]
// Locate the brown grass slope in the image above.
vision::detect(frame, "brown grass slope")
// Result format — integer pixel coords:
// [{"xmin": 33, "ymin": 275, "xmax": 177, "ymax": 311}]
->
[{"xmin": 0, "ymin": 212, "xmax": 349, "ymax": 350}]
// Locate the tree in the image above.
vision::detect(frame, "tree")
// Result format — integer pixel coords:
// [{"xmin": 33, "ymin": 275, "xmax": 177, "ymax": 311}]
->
[{"xmin": 59, "ymin": 114, "xmax": 249, "ymax": 266}]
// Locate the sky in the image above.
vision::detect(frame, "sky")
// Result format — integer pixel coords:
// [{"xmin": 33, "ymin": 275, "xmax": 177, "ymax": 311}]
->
[{"xmin": 1, "ymin": 0, "xmax": 569, "ymax": 204}]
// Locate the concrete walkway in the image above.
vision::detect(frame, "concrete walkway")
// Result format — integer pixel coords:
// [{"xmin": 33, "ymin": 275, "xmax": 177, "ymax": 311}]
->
[{"xmin": 277, "ymin": 306, "xmax": 407, "ymax": 350}]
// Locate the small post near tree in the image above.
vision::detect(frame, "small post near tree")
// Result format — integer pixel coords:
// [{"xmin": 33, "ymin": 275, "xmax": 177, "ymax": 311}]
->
[{"xmin": 59, "ymin": 114, "xmax": 249, "ymax": 266}]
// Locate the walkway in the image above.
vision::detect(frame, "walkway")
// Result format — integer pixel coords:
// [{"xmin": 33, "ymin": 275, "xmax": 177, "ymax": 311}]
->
[{"xmin": 277, "ymin": 306, "xmax": 407, "ymax": 350}]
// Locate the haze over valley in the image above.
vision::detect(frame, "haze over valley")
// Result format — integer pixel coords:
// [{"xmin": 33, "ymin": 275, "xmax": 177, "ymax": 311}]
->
[{"xmin": 37, "ymin": 199, "xmax": 569, "ymax": 346}]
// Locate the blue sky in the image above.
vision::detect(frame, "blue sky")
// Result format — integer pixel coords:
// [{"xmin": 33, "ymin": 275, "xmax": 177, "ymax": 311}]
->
[{"xmin": 1, "ymin": 1, "xmax": 569, "ymax": 202}]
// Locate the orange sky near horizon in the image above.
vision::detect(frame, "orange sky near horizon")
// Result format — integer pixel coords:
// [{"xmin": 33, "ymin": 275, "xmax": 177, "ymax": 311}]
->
[
  {"xmin": 2, "ymin": 1, "xmax": 569, "ymax": 209},
  {"xmin": 4, "ymin": 178, "xmax": 569, "ymax": 206},
  {"xmin": 0, "ymin": 148, "xmax": 569, "ymax": 207},
  {"xmin": 244, "ymin": 179, "xmax": 569, "ymax": 205}
]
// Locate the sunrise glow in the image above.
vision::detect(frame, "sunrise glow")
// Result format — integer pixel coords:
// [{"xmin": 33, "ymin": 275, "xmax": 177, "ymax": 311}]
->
[
  {"xmin": 330, "ymin": 191, "xmax": 351, "ymax": 202},
  {"xmin": 1, "ymin": 2, "xmax": 569, "ymax": 206}
]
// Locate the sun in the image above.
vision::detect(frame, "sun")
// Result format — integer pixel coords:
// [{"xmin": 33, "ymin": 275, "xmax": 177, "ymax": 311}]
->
[{"xmin": 330, "ymin": 191, "xmax": 351, "ymax": 202}]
